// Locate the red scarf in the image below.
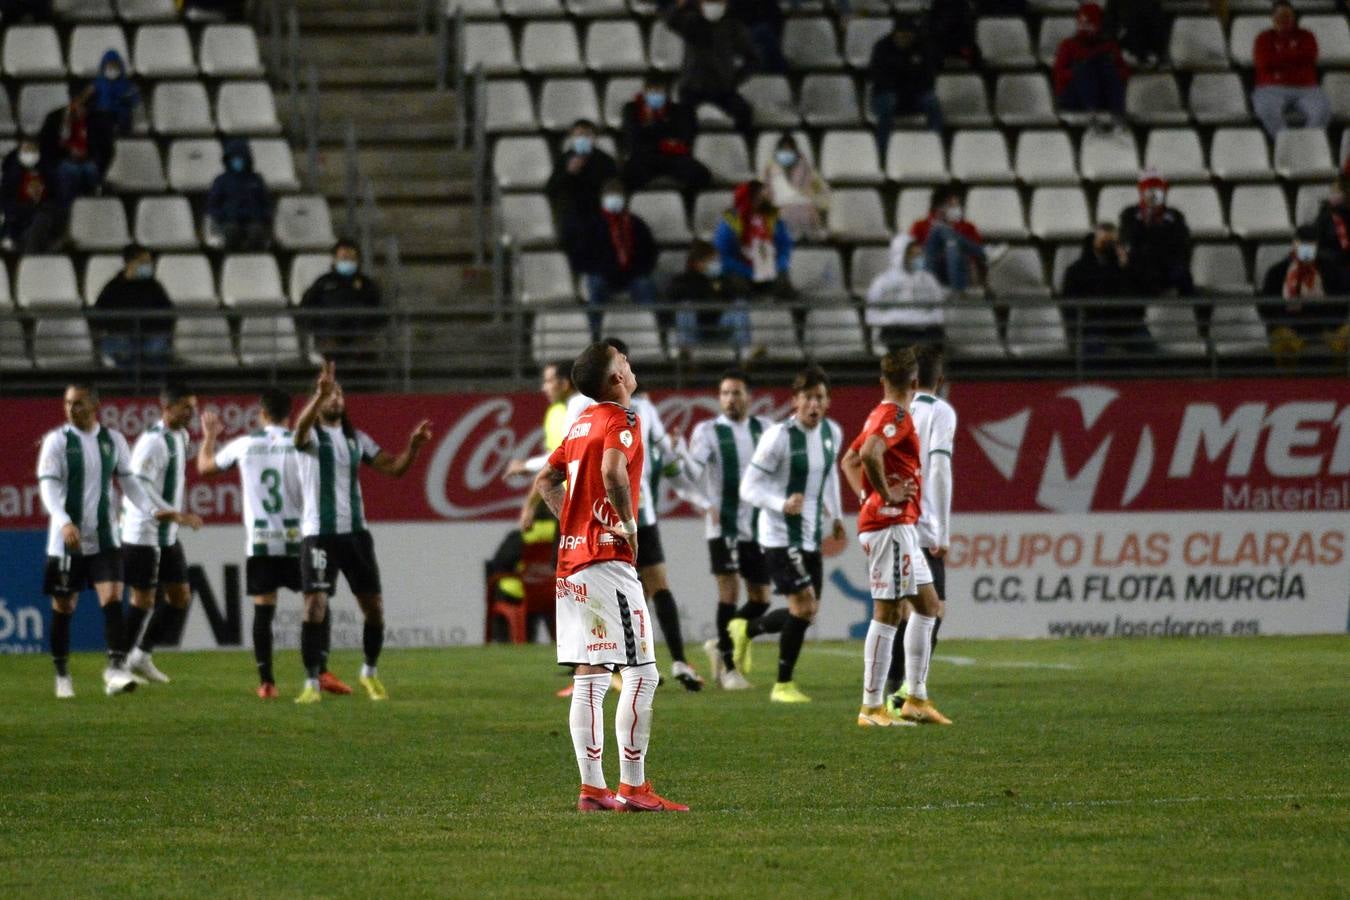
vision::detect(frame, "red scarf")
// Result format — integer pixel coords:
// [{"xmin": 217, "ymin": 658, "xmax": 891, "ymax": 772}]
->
[
  {"xmin": 1137, "ymin": 200, "xmax": 1166, "ymax": 225},
  {"xmin": 603, "ymin": 210, "xmax": 634, "ymax": 272},
  {"xmin": 1283, "ymin": 257, "xmax": 1324, "ymax": 304},
  {"xmin": 1331, "ymin": 206, "xmax": 1349, "ymax": 252},
  {"xmin": 18, "ymin": 168, "xmax": 44, "ymax": 204},
  {"xmin": 63, "ymin": 107, "xmax": 89, "ymax": 158},
  {"xmin": 732, "ymin": 182, "xmax": 772, "ymax": 248}
]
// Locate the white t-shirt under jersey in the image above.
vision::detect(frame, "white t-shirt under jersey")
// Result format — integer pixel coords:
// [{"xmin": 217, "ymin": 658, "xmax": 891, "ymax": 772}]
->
[
  {"xmin": 295, "ymin": 423, "xmax": 382, "ymax": 537},
  {"xmin": 214, "ymin": 424, "xmax": 304, "ymax": 557}
]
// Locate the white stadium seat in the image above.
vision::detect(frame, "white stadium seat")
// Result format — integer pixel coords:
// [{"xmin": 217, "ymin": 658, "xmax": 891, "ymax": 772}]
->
[
  {"xmin": 944, "ymin": 301, "xmax": 1007, "ymax": 358},
  {"xmin": 133, "ymin": 24, "xmax": 196, "ymax": 77},
  {"xmin": 789, "ymin": 248, "xmax": 849, "ymax": 300},
  {"xmin": 175, "ymin": 317, "xmax": 238, "ymax": 367},
  {"xmin": 16, "ymin": 256, "xmax": 82, "ymax": 309},
  {"xmin": 116, "ymin": 0, "xmax": 178, "ymax": 22},
  {"xmin": 1094, "ymin": 185, "xmax": 1139, "ymax": 228},
  {"xmin": 1037, "ymin": 17, "xmax": 1075, "ymax": 66},
  {"xmin": 694, "ymin": 133, "xmax": 753, "ymax": 184},
  {"xmin": 966, "ymin": 186, "xmax": 1028, "ymax": 240},
  {"xmin": 749, "ymin": 307, "xmax": 800, "ymax": 360},
  {"xmin": 461, "ymin": 23, "xmax": 518, "ymax": 74},
  {"xmin": 499, "ymin": 193, "xmax": 556, "ymax": 247},
  {"xmin": 800, "ymin": 75, "xmax": 861, "ymax": 127},
  {"xmin": 3, "ymin": 25, "xmax": 65, "ymax": 78},
  {"xmin": 1211, "ymin": 302, "xmax": 1270, "ymax": 356},
  {"xmin": 33, "ymin": 319, "xmax": 94, "ymax": 368},
  {"xmin": 692, "ymin": 190, "xmax": 734, "ymax": 238},
  {"xmin": 1015, "ymin": 129, "xmax": 1078, "ymax": 184},
  {"xmin": 0, "ymin": 316, "xmax": 29, "ymax": 370},
  {"xmin": 68, "ymin": 198, "xmax": 131, "ymax": 251},
  {"xmin": 603, "ymin": 309, "xmax": 666, "ymax": 363},
  {"xmin": 135, "ymin": 196, "xmax": 199, "ymax": 249},
  {"xmin": 1273, "ymin": 128, "xmax": 1335, "ymax": 180},
  {"xmin": 819, "ymin": 131, "xmax": 883, "ymax": 185},
  {"xmin": 249, "ymin": 139, "xmax": 300, "ymax": 192},
  {"xmin": 152, "ymin": 81, "xmax": 214, "ymax": 135},
  {"xmin": 894, "ymin": 188, "xmax": 933, "ymax": 232},
  {"xmin": 1227, "ymin": 16, "xmax": 1266, "ymax": 67},
  {"xmin": 1168, "ymin": 185, "xmax": 1228, "ymax": 239},
  {"xmin": 216, "ymin": 81, "xmax": 282, "ymax": 135},
  {"xmin": 1189, "ymin": 73, "xmax": 1250, "ymax": 124},
  {"xmin": 1191, "ymin": 243, "xmax": 1251, "ymax": 294},
  {"xmin": 157, "ymin": 254, "xmax": 219, "ymax": 307},
  {"xmin": 221, "ymin": 254, "xmax": 286, "ymax": 307},
  {"xmin": 849, "ymin": 245, "xmax": 890, "ymax": 299},
  {"xmin": 1079, "ymin": 128, "xmax": 1139, "ymax": 181},
  {"xmin": 55, "ymin": 0, "xmax": 116, "ymax": 21},
  {"xmin": 1144, "ymin": 129, "xmax": 1208, "ymax": 181},
  {"xmin": 782, "ymin": 18, "xmax": 842, "ymax": 69},
  {"xmin": 994, "ymin": 73, "xmax": 1057, "ymax": 125},
  {"xmin": 238, "ymin": 316, "xmax": 302, "ymax": 366},
  {"xmin": 742, "ymin": 76, "xmax": 799, "ymax": 128},
  {"xmin": 501, "ymin": 0, "xmax": 563, "ymax": 16},
  {"xmin": 68, "ymin": 25, "xmax": 129, "ymax": 77},
  {"xmin": 805, "ymin": 307, "xmax": 869, "ymax": 360},
  {"xmin": 1170, "ymin": 16, "xmax": 1229, "ymax": 70},
  {"xmin": 520, "ymin": 22, "xmax": 584, "ymax": 75},
  {"xmin": 532, "ymin": 310, "xmax": 591, "ymax": 361},
  {"xmin": 105, "ymin": 138, "xmax": 167, "ymax": 192},
  {"xmin": 886, "ymin": 131, "xmax": 947, "ymax": 183},
  {"xmin": 826, "ymin": 188, "xmax": 889, "ymax": 242},
  {"xmin": 1146, "ymin": 304, "xmax": 1207, "ymax": 355},
  {"xmin": 517, "ymin": 251, "xmax": 576, "ymax": 305},
  {"xmin": 566, "ymin": 0, "xmax": 626, "ymax": 16},
  {"xmin": 1228, "ymin": 184, "xmax": 1291, "ymax": 239},
  {"xmin": 647, "ymin": 20, "xmax": 683, "ymax": 72},
  {"xmin": 1295, "ymin": 184, "xmax": 1331, "ymax": 226},
  {"xmin": 977, "ymin": 17, "xmax": 1036, "ymax": 69},
  {"xmin": 602, "ymin": 77, "xmax": 642, "ymax": 129},
  {"xmin": 988, "ymin": 245, "xmax": 1047, "ymax": 294},
  {"xmin": 1006, "ymin": 304, "xmax": 1069, "ymax": 357},
  {"xmin": 1301, "ymin": 15, "xmax": 1350, "ymax": 66},
  {"xmin": 274, "ymin": 196, "xmax": 336, "ymax": 251},
  {"xmin": 538, "ymin": 79, "xmax": 599, "ymax": 130},
  {"xmin": 287, "ymin": 254, "xmax": 332, "ymax": 306},
  {"xmin": 1029, "ymin": 187, "xmax": 1090, "ymax": 240},
  {"xmin": 1126, "ymin": 74, "xmax": 1188, "ymax": 124},
  {"xmin": 585, "ymin": 21, "xmax": 646, "ymax": 73},
  {"xmin": 628, "ymin": 191, "xmax": 692, "ymax": 244},
  {"xmin": 81, "ymin": 254, "xmax": 123, "ymax": 304},
  {"xmin": 167, "ymin": 138, "xmax": 223, "ymax": 192},
  {"xmin": 936, "ymin": 74, "xmax": 993, "ymax": 126},
  {"xmin": 200, "ymin": 25, "xmax": 265, "ymax": 77},
  {"xmin": 1325, "ymin": 73, "xmax": 1350, "ymax": 123},
  {"xmin": 1209, "ymin": 127, "xmax": 1272, "ymax": 180},
  {"xmin": 844, "ymin": 18, "xmax": 892, "ymax": 69},
  {"xmin": 483, "ymin": 80, "xmax": 536, "ymax": 133},
  {"xmin": 951, "ymin": 130, "xmax": 1014, "ymax": 183},
  {"xmin": 492, "ymin": 136, "xmax": 552, "ymax": 190}
]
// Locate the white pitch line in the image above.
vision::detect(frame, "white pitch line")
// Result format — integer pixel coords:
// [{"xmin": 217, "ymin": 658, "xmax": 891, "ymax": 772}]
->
[
  {"xmin": 901, "ymin": 793, "xmax": 1346, "ymax": 813},
  {"xmin": 811, "ymin": 647, "xmax": 1077, "ymax": 670}
]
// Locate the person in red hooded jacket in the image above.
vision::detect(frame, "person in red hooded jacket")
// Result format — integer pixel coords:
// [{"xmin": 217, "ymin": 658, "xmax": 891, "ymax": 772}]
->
[
  {"xmin": 1251, "ymin": 0, "xmax": 1331, "ymax": 138},
  {"xmin": 1053, "ymin": 2, "xmax": 1130, "ymax": 118}
]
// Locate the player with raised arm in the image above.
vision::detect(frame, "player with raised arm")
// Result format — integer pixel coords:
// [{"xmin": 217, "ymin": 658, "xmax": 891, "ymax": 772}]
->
[
  {"xmin": 841, "ymin": 348, "xmax": 951, "ymax": 726},
  {"xmin": 732, "ymin": 367, "xmax": 846, "ymax": 704},
  {"xmin": 121, "ymin": 383, "xmax": 206, "ymax": 686},
  {"xmin": 885, "ymin": 346, "xmax": 956, "ymax": 714},
  {"xmin": 197, "ymin": 389, "xmax": 352, "ymax": 698},
  {"xmin": 681, "ymin": 369, "xmax": 772, "ymax": 690},
  {"xmin": 530, "ymin": 341, "xmax": 687, "ymax": 812},
  {"xmin": 37, "ymin": 383, "xmax": 182, "ymax": 697},
  {"xmin": 291, "ymin": 362, "xmax": 432, "ymax": 704}
]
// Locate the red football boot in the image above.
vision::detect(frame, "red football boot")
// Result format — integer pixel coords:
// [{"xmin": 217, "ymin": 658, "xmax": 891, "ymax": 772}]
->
[
  {"xmin": 617, "ymin": 781, "xmax": 689, "ymax": 812},
  {"xmin": 319, "ymin": 671, "xmax": 353, "ymax": 695},
  {"xmin": 577, "ymin": 785, "xmax": 624, "ymax": 812},
  {"xmin": 256, "ymin": 682, "xmax": 278, "ymax": 699}
]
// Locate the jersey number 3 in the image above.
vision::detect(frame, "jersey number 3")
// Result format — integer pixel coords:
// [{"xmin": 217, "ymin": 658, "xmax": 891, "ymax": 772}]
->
[{"xmin": 260, "ymin": 468, "xmax": 284, "ymax": 514}]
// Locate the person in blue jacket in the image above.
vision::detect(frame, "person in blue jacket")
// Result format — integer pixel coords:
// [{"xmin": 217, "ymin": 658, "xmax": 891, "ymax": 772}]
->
[
  {"xmin": 207, "ymin": 139, "xmax": 272, "ymax": 251},
  {"xmin": 92, "ymin": 49, "xmax": 140, "ymax": 135},
  {"xmin": 713, "ymin": 180, "xmax": 795, "ymax": 300}
]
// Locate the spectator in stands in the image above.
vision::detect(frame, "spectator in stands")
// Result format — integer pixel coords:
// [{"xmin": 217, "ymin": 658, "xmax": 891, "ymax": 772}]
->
[
  {"xmin": 1103, "ymin": 0, "xmax": 1167, "ymax": 68},
  {"xmin": 670, "ymin": 239, "xmax": 751, "ymax": 353},
  {"xmin": 93, "ymin": 244, "xmax": 174, "ymax": 369},
  {"xmin": 1312, "ymin": 174, "xmax": 1350, "ymax": 287},
  {"xmin": 92, "ymin": 49, "xmax": 140, "ymax": 136},
  {"xmin": 183, "ymin": 0, "xmax": 245, "ymax": 21},
  {"xmin": 620, "ymin": 73, "xmax": 712, "ymax": 194},
  {"xmin": 761, "ymin": 133, "xmax": 830, "ymax": 242},
  {"xmin": 207, "ymin": 139, "xmax": 272, "ymax": 252},
  {"xmin": 909, "ymin": 186, "xmax": 988, "ymax": 294},
  {"xmin": 546, "ymin": 119, "xmax": 618, "ymax": 269},
  {"xmin": 713, "ymin": 180, "xmax": 795, "ymax": 301},
  {"xmin": 927, "ymin": 0, "xmax": 982, "ymax": 68},
  {"xmin": 865, "ymin": 232, "xmax": 946, "ymax": 350},
  {"xmin": 1053, "ymin": 3, "xmax": 1129, "ymax": 122},
  {"xmin": 868, "ymin": 16, "xmax": 943, "ymax": 157},
  {"xmin": 1259, "ymin": 225, "xmax": 1349, "ymax": 362},
  {"xmin": 1062, "ymin": 222, "xmax": 1155, "ymax": 355},
  {"xmin": 1117, "ymin": 169, "xmax": 1197, "ymax": 301},
  {"xmin": 1251, "ymin": 0, "xmax": 1331, "ymax": 139},
  {"xmin": 39, "ymin": 82, "xmax": 114, "ymax": 206},
  {"xmin": 300, "ymin": 239, "xmax": 385, "ymax": 361},
  {"xmin": 572, "ymin": 180, "xmax": 659, "ymax": 341},
  {"xmin": 664, "ymin": 0, "xmax": 760, "ymax": 145},
  {"xmin": 1, "ymin": 139, "xmax": 63, "ymax": 253},
  {"xmin": 729, "ymin": 0, "xmax": 785, "ymax": 75},
  {"xmin": 0, "ymin": 0, "xmax": 52, "ymax": 21}
]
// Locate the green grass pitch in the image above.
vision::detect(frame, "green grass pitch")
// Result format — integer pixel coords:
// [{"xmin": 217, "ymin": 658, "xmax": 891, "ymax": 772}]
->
[{"xmin": 2, "ymin": 636, "xmax": 1347, "ymax": 898}]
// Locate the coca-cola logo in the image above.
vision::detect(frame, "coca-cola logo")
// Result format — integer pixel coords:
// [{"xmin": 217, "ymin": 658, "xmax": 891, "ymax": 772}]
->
[{"xmin": 424, "ymin": 398, "xmax": 542, "ymax": 519}]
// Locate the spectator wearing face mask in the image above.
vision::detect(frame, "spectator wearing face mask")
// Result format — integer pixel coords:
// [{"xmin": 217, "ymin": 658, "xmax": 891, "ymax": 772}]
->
[
  {"xmin": 39, "ymin": 81, "xmax": 115, "ymax": 206},
  {"xmin": 0, "ymin": 139, "xmax": 63, "ymax": 253},
  {"xmin": 868, "ymin": 17, "xmax": 942, "ymax": 157},
  {"xmin": 546, "ymin": 118, "xmax": 618, "ymax": 268},
  {"xmin": 865, "ymin": 232, "xmax": 946, "ymax": 351},
  {"xmin": 572, "ymin": 180, "xmax": 659, "ymax": 341},
  {"xmin": 1053, "ymin": 3, "xmax": 1130, "ymax": 121},
  {"xmin": 300, "ymin": 240, "xmax": 385, "ymax": 362},
  {"xmin": 1311, "ymin": 175, "xmax": 1350, "ymax": 286},
  {"xmin": 1117, "ymin": 169, "xmax": 1196, "ymax": 302},
  {"xmin": 761, "ymin": 133, "xmax": 830, "ymax": 242},
  {"xmin": 620, "ymin": 74, "xmax": 712, "ymax": 194},
  {"xmin": 1061, "ymin": 222, "xmax": 1155, "ymax": 355},
  {"xmin": 93, "ymin": 244, "xmax": 174, "ymax": 368},
  {"xmin": 92, "ymin": 49, "xmax": 140, "ymax": 136},
  {"xmin": 1252, "ymin": 0, "xmax": 1331, "ymax": 139},
  {"xmin": 670, "ymin": 238, "xmax": 751, "ymax": 353},
  {"xmin": 664, "ymin": 0, "xmax": 760, "ymax": 145},
  {"xmin": 908, "ymin": 187, "xmax": 988, "ymax": 294},
  {"xmin": 207, "ymin": 139, "xmax": 272, "ymax": 252},
  {"xmin": 1258, "ymin": 225, "xmax": 1349, "ymax": 362},
  {"xmin": 713, "ymin": 180, "xmax": 795, "ymax": 300},
  {"xmin": 728, "ymin": 0, "xmax": 786, "ymax": 74}
]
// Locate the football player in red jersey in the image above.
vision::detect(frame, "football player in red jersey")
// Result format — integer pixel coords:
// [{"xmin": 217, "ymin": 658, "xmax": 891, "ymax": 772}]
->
[
  {"xmin": 842, "ymin": 348, "xmax": 950, "ymax": 726},
  {"xmin": 530, "ymin": 341, "xmax": 689, "ymax": 813}
]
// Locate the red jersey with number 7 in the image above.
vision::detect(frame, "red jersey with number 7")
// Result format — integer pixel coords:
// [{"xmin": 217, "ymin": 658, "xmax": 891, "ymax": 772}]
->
[
  {"xmin": 850, "ymin": 400, "xmax": 922, "ymax": 533},
  {"xmin": 547, "ymin": 401, "xmax": 645, "ymax": 578}
]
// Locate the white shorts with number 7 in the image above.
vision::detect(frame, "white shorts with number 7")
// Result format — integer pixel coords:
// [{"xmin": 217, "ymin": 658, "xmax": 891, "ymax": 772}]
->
[{"xmin": 555, "ymin": 560, "xmax": 656, "ymax": 669}]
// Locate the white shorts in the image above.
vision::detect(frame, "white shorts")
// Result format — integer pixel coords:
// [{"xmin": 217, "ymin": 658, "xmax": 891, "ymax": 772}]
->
[
  {"xmin": 556, "ymin": 560, "xmax": 656, "ymax": 669},
  {"xmin": 858, "ymin": 524, "xmax": 933, "ymax": 601}
]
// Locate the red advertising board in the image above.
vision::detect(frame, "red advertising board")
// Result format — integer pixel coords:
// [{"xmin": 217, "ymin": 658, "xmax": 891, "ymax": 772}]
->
[{"xmin": 1, "ymin": 378, "xmax": 1346, "ymax": 529}]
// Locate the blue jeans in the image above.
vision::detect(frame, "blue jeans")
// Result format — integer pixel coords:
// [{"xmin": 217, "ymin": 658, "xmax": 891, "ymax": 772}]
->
[
  {"xmin": 870, "ymin": 89, "xmax": 943, "ymax": 157},
  {"xmin": 923, "ymin": 222, "xmax": 985, "ymax": 291},
  {"xmin": 583, "ymin": 273, "xmax": 657, "ymax": 340},
  {"xmin": 675, "ymin": 302, "xmax": 751, "ymax": 350},
  {"xmin": 56, "ymin": 159, "xmax": 102, "ymax": 206},
  {"xmin": 1057, "ymin": 56, "xmax": 1126, "ymax": 115},
  {"xmin": 100, "ymin": 334, "xmax": 172, "ymax": 369}
]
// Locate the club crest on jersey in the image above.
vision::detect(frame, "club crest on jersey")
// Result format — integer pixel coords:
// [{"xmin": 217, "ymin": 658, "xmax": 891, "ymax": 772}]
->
[
  {"xmin": 619, "ymin": 429, "xmax": 633, "ymax": 448},
  {"xmin": 590, "ymin": 616, "xmax": 607, "ymax": 640},
  {"xmin": 883, "ymin": 423, "xmax": 898, "ymax": 438}
]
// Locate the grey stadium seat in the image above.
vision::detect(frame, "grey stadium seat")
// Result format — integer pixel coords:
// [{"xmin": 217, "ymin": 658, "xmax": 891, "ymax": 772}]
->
[
  {"xmin": 274, "ymin": 196, "xmax": 337, "ymax": 251},
  {"xmin": 1189, "ymin": 73, "xmax": 1251, "ymax": 125},
  {"xmin": 157, "ymin": 254, "xmax": 219, "ymax": 307},
  {"xmin": 1209, "ymin": 127, "xmax": 1272, "ymax": 180},
  {"xmin": 966, "ymin": 186, "xmax": 1028, "ymax": 240},
  {"xmin": 988, "ymin": 245, "xmax": 1047, "ymax": 294},
  {"xmin": 216, "ymin": 82, "xmax": 282, "ymax": 135},
  {"xmin": 742, "ymin": 76, "xmax": 800, "ymax": 128},
  {"xmin": 81, "ymin": 253, "xmax": 123, "ymax": 303},
  {"xmin": 800, "ymin": 74, "xmax": 861, "ymax": 127},
  {"xmin": 34, "ymin": 319, "xmax": 95, "ymax": 368},
  {"xmin": 995, "ymin": 73, "xmax": 1057, "ymax": 126},
  {"xmin": 805, "ymin": 306, "xmax": 869, "ymax": 359},
  {"xmin": 221, "ymin": 254, "xmax": 286, "ymax": 307},
  {"xmin": 1015, "ymin": 129, "xmax": 1078, "ymax": 184},
  {"xmin": 603, "ymin": 309, "xmax": 666, "ymax": 363},
  {"xmin": 944, "ymin": 302, "xmax": 1007, "ymax": 358},
  {"xmin": 693, "ymin": 190, "xmax": 734, "ymax": 238},
  {"xmin": 167, "ymin": 138, "xmax": 224, "ymax": 192},
  {"xmin": 517, "ymin": 251, "xmax": 576, "ymax": 305},
  {"xmin": 819, "ymin": 131, "xmax": 883, "ymax": 185},
  {"xmin": 461, "ymin": 24, "xmax": 519, "ymax": 74},
  {"xmin": 886, "ymin": 131, "xmax": 947, "ymax": 183},
  {"xmin": 1006, "ymin": 304, "xmax": 1069, "ymax": 357},
  {"xmin": 133, "ymin": 24, "xmax": 197, "ymax": 77},
  {"xmin": 826, "ymin": 188, "xmax": 889, "ymax": 242},
  {"xmin": 1302, "ymin": 15, "xmax": 1350, "ymax": 66},
  {"xmin": 693, "ymin": 133, "xmax": 753, "ymax": 184},
  {"xmin": 585, "ymin": 21, "xmax": 646, "ymax": 73},
  {"xmin": 116, "ymin": 0, "xmax": 178, "ymax": 22},
  {"xmin": 1037, "ymin": 17, "xmax": 1075, "ymax": 66},
  {"xmin": 532, "ymin": 310, "xmax": 592, "ymax": 361},
  {"xmin": 1029, "ymin": 187, "xmax": 1090, "ymax": 240},
  {"xmin": 1191, "ymin": 243, "xmax": 1251, "ymax": 294},
  {"xmin": 135, "ymin": 196, "xmax": 199, "ymax": 250},
  {"xmin": 68, "ymin": 25, "xmax": 129, "ymax": 77},
  {"xmin": 1170, "ymin": 16, "xmax": 1229, "ymax": 70},
  {"xmin": 200, "ymin": 25, "xmax": 265, "ymax": 77},
  {"xmin": 783, "ymin": 18, "xmax": 842, "ymax": 69},
  {"xmin": 492, "ymin": 136, "xmax": 552, "ymax": 190},
  {"xmin": 18, "ymin": 83, "xmax": 68, "ymax": 135},
  {"xmin": 1167, "ymin": 185, "xmax": 1227, "ymax": 239},
  {"xmin": 951, "ymin": 130, "xmax": 1014, "ymax": 183},
  {"xmin": 1146, "ymin": 304, "xmax": 1207, "ymax": 355},
  {"xmin": 628, "ymin": 191, "xmax": 692, "ymax": 244},
  {"xmin": 105, "ymin": 138, "xmax": 167, "ymax": 192},
  {"xmin": 849, "ymin": 244, "xmax": 890, "ymax": 299},
  {"xmin": 1143, "ymin": 129, "xmax": 1208, "ymax": 181},
  {"xmin": 3, "ymin": 25, "xmax": 65, "ymax": 78},
  {"xmin": 749, "ymin": 307, "xmax": 800, "ymax": 361},
  {"xmin": 152, "ymin": 81, "xmax": 214, "ymax": 135},
  {"xmin": 1273, "ymin": 128, "xmax": 1335, "ymax": 180},
  {"xmin": 68, "ymin": 198, "xmax": 131, "ymax": 251},
  {"xmin": 538, "ymin": 79, "xmax": 599, "ymax": 130},
  {"xmin": 16, "ymin": 256, "xmax": 82, "ymax": 308},
  {"xmin": 845, "ymin": 18, "xmax": 892, "ymax": 69},
  {"xmin": 499, "ymin": 193, "xmax": 556, "ymax": 247},
  {"xmin": 238, "ymin": 316, "xmax": 302, "ymax": 366},
  {"xmin": 175, "ymin": 317, "xmax": 237, "ymax": 367},
  {"xmin": 789, "ymin": 248, "xmax": 849, "ymax": 300},
  {"xmin": 1079, "ymin": 128, "xmax": 1139, "ymax": 181},
  {"xmin": 1228, "ymin": 184, "xmax": 1291, "ymax": 239},
  {"xmin": 484, "ymin": 80, "xmax": 537, "ymax": 133},
  {"xmin": 249, "ymin": 139, "xmax": 300, "ymax": 192},
  {"xmin": 936, "ymin": 74, "xmax": 993, "ymax": 126},
  {"xmin": 1126, "ymin": 74, "xmax": 1188, "ymax": 124},
  {"xmin": 602, "ymin": 77, "xmax": 642, "ymax": 129},
  {"xmin": 977, "ymin": 17, "xmax": 1037, "ymax": 69},
  {"xmin": 520, "ymin": 22, "xmax": 584, "ymax": 75},
  {"xmin": 287, "ymin": 254, "xmax": 332, "ymax": 306}
]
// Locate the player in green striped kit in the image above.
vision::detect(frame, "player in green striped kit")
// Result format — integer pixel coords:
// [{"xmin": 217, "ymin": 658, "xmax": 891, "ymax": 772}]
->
[
  {"xmin": 122, "ymin": 383, "xmax": 206, "ymax": 686},
  {"xmin": 681, "ymin": 369, "xmax": 773, "ymax": 691},
  {"xmin": 734, "ymin": 367, "xmax": 845, "ymax": 704},
  {"xmin": 196, "ymin": 389, "xmax": 353, "ymax": 699},
  {"xmin": 292, "ymin": 362, "xmax": 432, "ymax": 704},
  {"xmin": 37, "ymin": 383, "xmax": 185, "ymax": 698}
]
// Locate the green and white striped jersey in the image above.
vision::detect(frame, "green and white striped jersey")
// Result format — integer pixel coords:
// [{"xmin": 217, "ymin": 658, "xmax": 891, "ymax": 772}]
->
[
  {"xmin": 214, "ymin": 424, "xmax": 303, "ymax": 557},
  {"xmin": 633, "ymin": 393, "xmax": 673, "ymax": 529},
  {"xmin": 121, "ymin": 421, "xmax": 190, "ymax": 547},
  {"xmin": 295, "ymin": 423, "xmax": 381, "ymax": 537},
  {"xmin": 37, "ymin": 423, "xmax": 134, "ymax": 556},
  {"xmin": 686, "ymin": 413, "xmax": 770, "ymax": 542},
  {"xmin": 740, "ymin": 417, "xmax": 844, "ymax": 552}
]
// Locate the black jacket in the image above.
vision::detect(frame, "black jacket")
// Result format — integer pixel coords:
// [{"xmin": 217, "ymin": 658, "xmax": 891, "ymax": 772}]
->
[
  {"xmin": 620, "ymin": 99, "xmax": 699, "ymax": 160},
  {"xmin": 0, "ymin": 148, "xmax": 54, "ymax": 214},
  {"xmin": 545, "ymin": 148, "xmax": 618, "ymax": 221},
  {"xmin": 38, "ymin": 104, "xmax": 115, "ymax": 174},
  {"xmin": 1062, "ymin": 235, "xmax": 1143, "ymax": 325},
  {"xmin": 1118, "ymin": 205, "xmax": 1191, "ymax": 297},
  {"xmin": 300, "ymin": 269, "xmax": 383, "ymax": 312},
  {"xmin": 1312, "ymin": 200, "xmax": 1350, "ymax": 272},
  {"xmin": 93, "ymin": 273, "xmax": 174, "ymax": 337},
  {"xmin": 867, "ymin": 34, "xmax": 938, "ymax": 100},
  {"xmin": 1260, "ymin": 255, "xmax": 1346, "ymax": 298},
  {"xmin": 571, "ymin": 212, "xmax": 657, "ymax": 286},
  {"xmin": 665, "ymin": 4, "xmax": 759, "ymax": 95}
]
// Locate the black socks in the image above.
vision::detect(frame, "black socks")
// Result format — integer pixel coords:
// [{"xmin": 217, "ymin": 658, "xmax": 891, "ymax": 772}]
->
[
  {"xmin": 747, "ymin": 607, "xmax": 791, "ymax": 639},
  {"xmin": 253, "ymin": 604, "xmax": 276, "ymax": 685},
  {"xmin": 716, "ymin": 602, "xmax": 736, "ymax": 669},
  {"xmin": 124, "ymin": 604, "xmax": 149, "ymax": 651},
  {"xmin": 51, "ymin": 610, "xmax": 72, "ymax": 676},
  {"xmin": 140, "ymin": 603, "xmax": 186, "ymax": 654},
  {"xmin": 363, "ymin": 620, "xmax": 384, "ymax": 668},
  {"xmin": 736, "ymin": 599, "xmax": 770, "ymax": 623},
  {"xmin": 320, "ymin": 608, "xmax": 332, "ymax": 674},
  {"xmin": 776, "ymin": 614, "xmax": 811, "ymax": 684},
  {"xmin": 101, "ymin": 602, "xmax": 127, "ymax": 667},
  {"xmin": 300, "ymin": 621, "xmax": 324, "ymax": 679},
  {"xmin": 651, "ymin": 589, "xmax": 685, "ymax": 663}
]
